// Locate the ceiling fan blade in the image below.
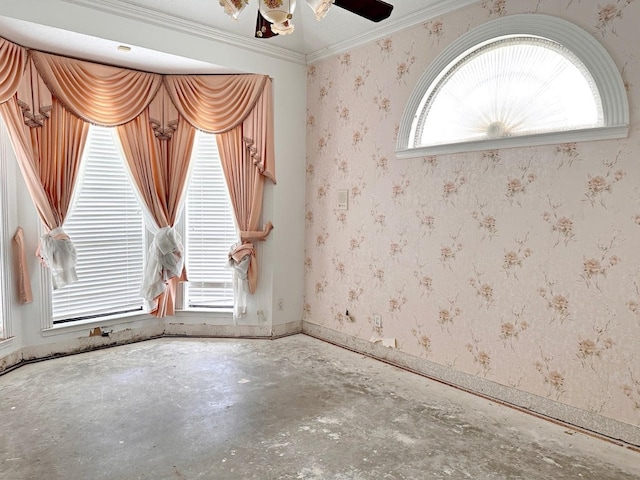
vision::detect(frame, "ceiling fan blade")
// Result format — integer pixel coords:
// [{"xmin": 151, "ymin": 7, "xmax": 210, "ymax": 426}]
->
[
  {"xmin": 255, "ymin": 10, "xmax": 278, "ymax": 39},
  {"xmin": 334, "ymin": 0, "xmax": 393, "ymax": 22}
]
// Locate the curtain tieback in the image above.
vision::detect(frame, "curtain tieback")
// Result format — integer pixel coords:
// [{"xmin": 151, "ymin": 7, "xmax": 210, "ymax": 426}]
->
[
  {"xmin": 239, "ymin": 221, "xmax": 273, "ymax": 243},
  {"xmin": 227, "ymin": 223, "xmax": 273, "ymax": 303},
  {"xmin": 227, "ymin": 243, "xmax": 255, "ymax": 320},
  {"xmin": 228, "ymin": 242, "xmax": 255, "ymax": 265},
  {"xmin": 140, "ymin": 226, "xmax": 184, "ymax": 306},
  {"xmin": 38, "ymin": 226, "xmax": 78, "ymax": 290}
]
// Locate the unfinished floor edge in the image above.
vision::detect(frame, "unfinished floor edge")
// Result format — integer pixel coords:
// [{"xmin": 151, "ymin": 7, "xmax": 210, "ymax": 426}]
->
[
  {"xmin": 301, "ymin": 321, "xmax": 640, "ymax": 449},
  {"xmin": 3, "ymin": 319, "xmax": 637, "ymax": 447},
  {"xmin": 0, "ymin": 321, "xmax": 304, "ymax": 376}
]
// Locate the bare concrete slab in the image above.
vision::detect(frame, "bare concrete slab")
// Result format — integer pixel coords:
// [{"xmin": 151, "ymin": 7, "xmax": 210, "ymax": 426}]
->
[{"xmin": 0, "ymin": 334, "xmax": 638, "ymax": 479}]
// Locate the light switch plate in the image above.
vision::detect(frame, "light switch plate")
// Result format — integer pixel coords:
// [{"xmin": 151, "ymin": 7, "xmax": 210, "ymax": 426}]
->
[{"xmin": 337, "ymin": 189, "xmax": 349, "ymax": 210}]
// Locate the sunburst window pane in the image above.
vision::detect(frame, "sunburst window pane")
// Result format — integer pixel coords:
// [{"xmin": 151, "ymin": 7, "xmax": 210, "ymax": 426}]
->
[{"xmin": 416, "ymin": 37, "xmax": 603, "ymax": 147}]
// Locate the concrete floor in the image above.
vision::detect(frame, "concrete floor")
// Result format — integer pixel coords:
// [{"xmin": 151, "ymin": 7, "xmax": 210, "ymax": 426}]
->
[{"xmin": 0, "ymin": 335, "xmax": 639, "ymax": 480}]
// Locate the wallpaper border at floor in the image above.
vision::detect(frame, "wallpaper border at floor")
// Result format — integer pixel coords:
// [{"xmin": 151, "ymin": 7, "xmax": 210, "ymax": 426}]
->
[{"xmin": 301, "ymin": 321, "xmax": 640, "ymax": 448}]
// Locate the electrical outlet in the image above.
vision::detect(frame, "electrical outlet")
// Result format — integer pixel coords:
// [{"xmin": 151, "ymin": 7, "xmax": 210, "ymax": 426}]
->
[
  {"xmin": 373, "ymin": 314, "xmax": 382, "ymax": 328},
  {"xmin": 277, "ymin": 298, "xmax": 284, "ymax": 311}
]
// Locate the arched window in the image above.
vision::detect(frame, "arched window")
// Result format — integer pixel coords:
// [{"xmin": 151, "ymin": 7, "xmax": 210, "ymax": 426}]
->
[{"xmin": 397, "ymin": 14, "xmax": 629, "ymax": 157}]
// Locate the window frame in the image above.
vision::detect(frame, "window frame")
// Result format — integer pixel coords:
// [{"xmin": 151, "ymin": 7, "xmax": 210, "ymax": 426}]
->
[
  {"xmin": 181, "ymin": 130, "xmax": 236, "ymax": 311},
  {"xmin": 396, "ymin": 14, "xmax": 629, "ymax": 157},
  {"xmin": 43, "ymin": 127, "xmax": 238, "ymax": 329},
  {"xmin": 50, "ymin": 125, "xmax": 146, "ymax": 324},
  {"xmin": 0, "ymin": 116, "xmax": 13, "ymax": 340}
]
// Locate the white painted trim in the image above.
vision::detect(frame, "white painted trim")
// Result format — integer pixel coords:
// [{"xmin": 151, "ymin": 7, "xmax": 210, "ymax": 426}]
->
[
  {"xmin": 38, "ymin": 224, "xmax": 53, "ymax": 331},
  {"xmin": 61, "ymin": 0, "xmax": 307, "ymax": 65},
  {"xmin": 41, "ymin": 311, "xmax": 151, "ymax": 337},
  {"xmin": 0, "ymin": 121, "xmax": 13, "ymax": 340},
  {"xmin": 271, "ymin": 319, "xmax": 303, "ymax": 338},
  {"xmin": 61, "ymin": 0, "xmax": 478, "ymax": 66},
  {"xmin": 397, "ymin": 14, "xmax": 630, "ymax": 156},
  {"xmin": 306, "ymin": 0, "xmax": 479, "ymax": 63},
  {"xmin": 41, "ymin": 308, "xmax": 238, "ymax": 337},
  {"xmin": 0, "ymin": 337, "xmax": 17, "ymax": 354},
  {"xmin": 396, "ymin": 125, "xmax": 630, "ymax": 158},
  {"xmin": 164, "ymin": 322, "xmax": 272, "ymax": 338}
]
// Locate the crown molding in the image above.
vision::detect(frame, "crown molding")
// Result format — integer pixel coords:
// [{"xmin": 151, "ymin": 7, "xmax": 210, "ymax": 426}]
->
[
  {"xmin": 306, "ymin": 0, "xmax": 480, "ymax": 63},
  {"xmin": 62, "ymin": 0, "xmax": 479, "ymax": 66},
  {"xmin": 61, "ymin": 0, "xmax": 307, "ymax": 65}
]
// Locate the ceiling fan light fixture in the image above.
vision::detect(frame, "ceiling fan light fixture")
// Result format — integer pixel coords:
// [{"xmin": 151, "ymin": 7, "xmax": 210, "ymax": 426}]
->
[
  {"xmin": 219, "ymin": 0, "xmax": 249, "ymax": 20},
  {"xmin": 270, "ymin": 19, "xmax": 295, "ymax": 35},
  {"xmin": 306, "ymin": 0, "xmax": 334, "ymax": 20},
  {"xmin": 259, "ymin": 0, "xmax": 297, "ymax": 25}
]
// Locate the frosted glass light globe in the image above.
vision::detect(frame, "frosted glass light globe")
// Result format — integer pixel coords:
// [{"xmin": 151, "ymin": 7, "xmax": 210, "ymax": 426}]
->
[{"xmin": 259, "ymin": 0, "xmax": 297, "ymax": 25}]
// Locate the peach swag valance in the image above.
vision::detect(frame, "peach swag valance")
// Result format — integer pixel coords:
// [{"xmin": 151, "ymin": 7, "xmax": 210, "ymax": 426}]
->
[
  {"xmin": 164, "ymin": 74, "xmax": 275, "ymax": 182},
  {"xmin": 31, "ymin": 51, "xmax": 163, "ymax": 126},
  {"xmin": 0, "ymin": 36, "xmax": 275, "ymax": 317},
  {"xmin": 0, "ymin": 38, "xmax": 25, "ymax": 103}
]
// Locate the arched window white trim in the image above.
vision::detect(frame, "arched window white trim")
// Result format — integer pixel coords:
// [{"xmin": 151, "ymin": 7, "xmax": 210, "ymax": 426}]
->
[{"xmin": 396, "ymin": 14, "xmax": 629, "ymax": 157}]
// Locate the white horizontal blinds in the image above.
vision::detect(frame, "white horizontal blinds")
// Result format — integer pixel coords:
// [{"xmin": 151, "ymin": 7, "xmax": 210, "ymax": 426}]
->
[
  {"xmin": 418, "ymin": 37, "xmax": 602, "ymax": 147},
  {"xmin": 185, "ymin": 131, "xmax": 236, "ymax": 308},
  {"xmin": 51, "ymin": 126, "xmax": 145, "ymax": 322}
]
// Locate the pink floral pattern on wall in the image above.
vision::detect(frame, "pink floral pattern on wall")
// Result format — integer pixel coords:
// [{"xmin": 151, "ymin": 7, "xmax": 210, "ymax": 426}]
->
[{"xmin": 305, "ymin": 0, "xmax": 640, "ymax": 428}]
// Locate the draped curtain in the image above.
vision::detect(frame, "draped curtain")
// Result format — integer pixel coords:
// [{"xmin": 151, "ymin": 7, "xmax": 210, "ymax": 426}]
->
[
  {"xmin": 0, "ymin": 36, "xmax": 275, "ymax": 318},
  {"xmin": 117, "ymin": 87, "xmax": 196, "ymax": 317},
  {"xmin": 0, "ymin": 50, "xmax": 89, "ymax": 289},
  {"xmin": 165, "ymin": 74, "xmax": 275, "ymax": 317}
]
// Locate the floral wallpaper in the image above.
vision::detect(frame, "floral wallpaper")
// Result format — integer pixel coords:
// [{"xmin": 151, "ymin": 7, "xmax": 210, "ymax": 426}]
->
[{"xmin": 304, "ymin": 0, "xmax": 640, "ymax": 428}]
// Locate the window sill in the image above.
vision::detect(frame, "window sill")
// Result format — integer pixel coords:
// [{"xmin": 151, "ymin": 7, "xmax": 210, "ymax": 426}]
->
[
  {"xmin": 180, "ymin": 307, "xmax": 234, "ymax": 314},
  {"xmin": 171, "ymin": 308, "xmax": 235, "ymax": 322},
  {"xmin": 0, "ymin": 336, "xmax": 16, "ymax": 351},
  {"xmin": 396, "ymin": 125, "xmax": 629, "ymax": 158},
  {"xmin": 41, "ymin": 308, "xmax": 235, "ymax": 337},
  {"xmin": 42, "ymin": 311, "xmax": 151, "ymax": 337}
]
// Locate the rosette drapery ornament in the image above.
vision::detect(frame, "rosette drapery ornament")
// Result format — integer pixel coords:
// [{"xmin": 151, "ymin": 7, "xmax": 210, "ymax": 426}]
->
[{"xmin": 219, "ymin": 0, "xmax": 249, "ymax": 20}]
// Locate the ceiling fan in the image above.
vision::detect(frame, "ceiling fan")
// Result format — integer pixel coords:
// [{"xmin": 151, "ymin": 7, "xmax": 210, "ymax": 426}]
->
[{"xmin": 219, "ymin": 0, "xmax": 394, "ymax": 38}]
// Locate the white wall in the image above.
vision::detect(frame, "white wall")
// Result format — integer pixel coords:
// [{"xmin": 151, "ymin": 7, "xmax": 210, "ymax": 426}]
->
[{"xmin": 0, "ymin": 0, "xmax": 306, "ymax": 361}]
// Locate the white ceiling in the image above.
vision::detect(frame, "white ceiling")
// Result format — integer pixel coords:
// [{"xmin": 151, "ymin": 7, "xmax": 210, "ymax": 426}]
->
[{"xmin": 0, "ymin": 0, "xmax": 476, "ymax": 73}]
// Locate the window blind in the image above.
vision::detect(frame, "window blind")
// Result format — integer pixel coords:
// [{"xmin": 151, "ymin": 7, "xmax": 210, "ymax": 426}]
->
[
  {"xmin": 52, "ymin": 126, "xmax": 145, "ymax": 322},
  {"xmin": 417, "ymin": 37, "xmax": 600, "ymax": 147},
  {"xmin": 185, "ymin": 132, "xmax": 236, "ymax": 308}
]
